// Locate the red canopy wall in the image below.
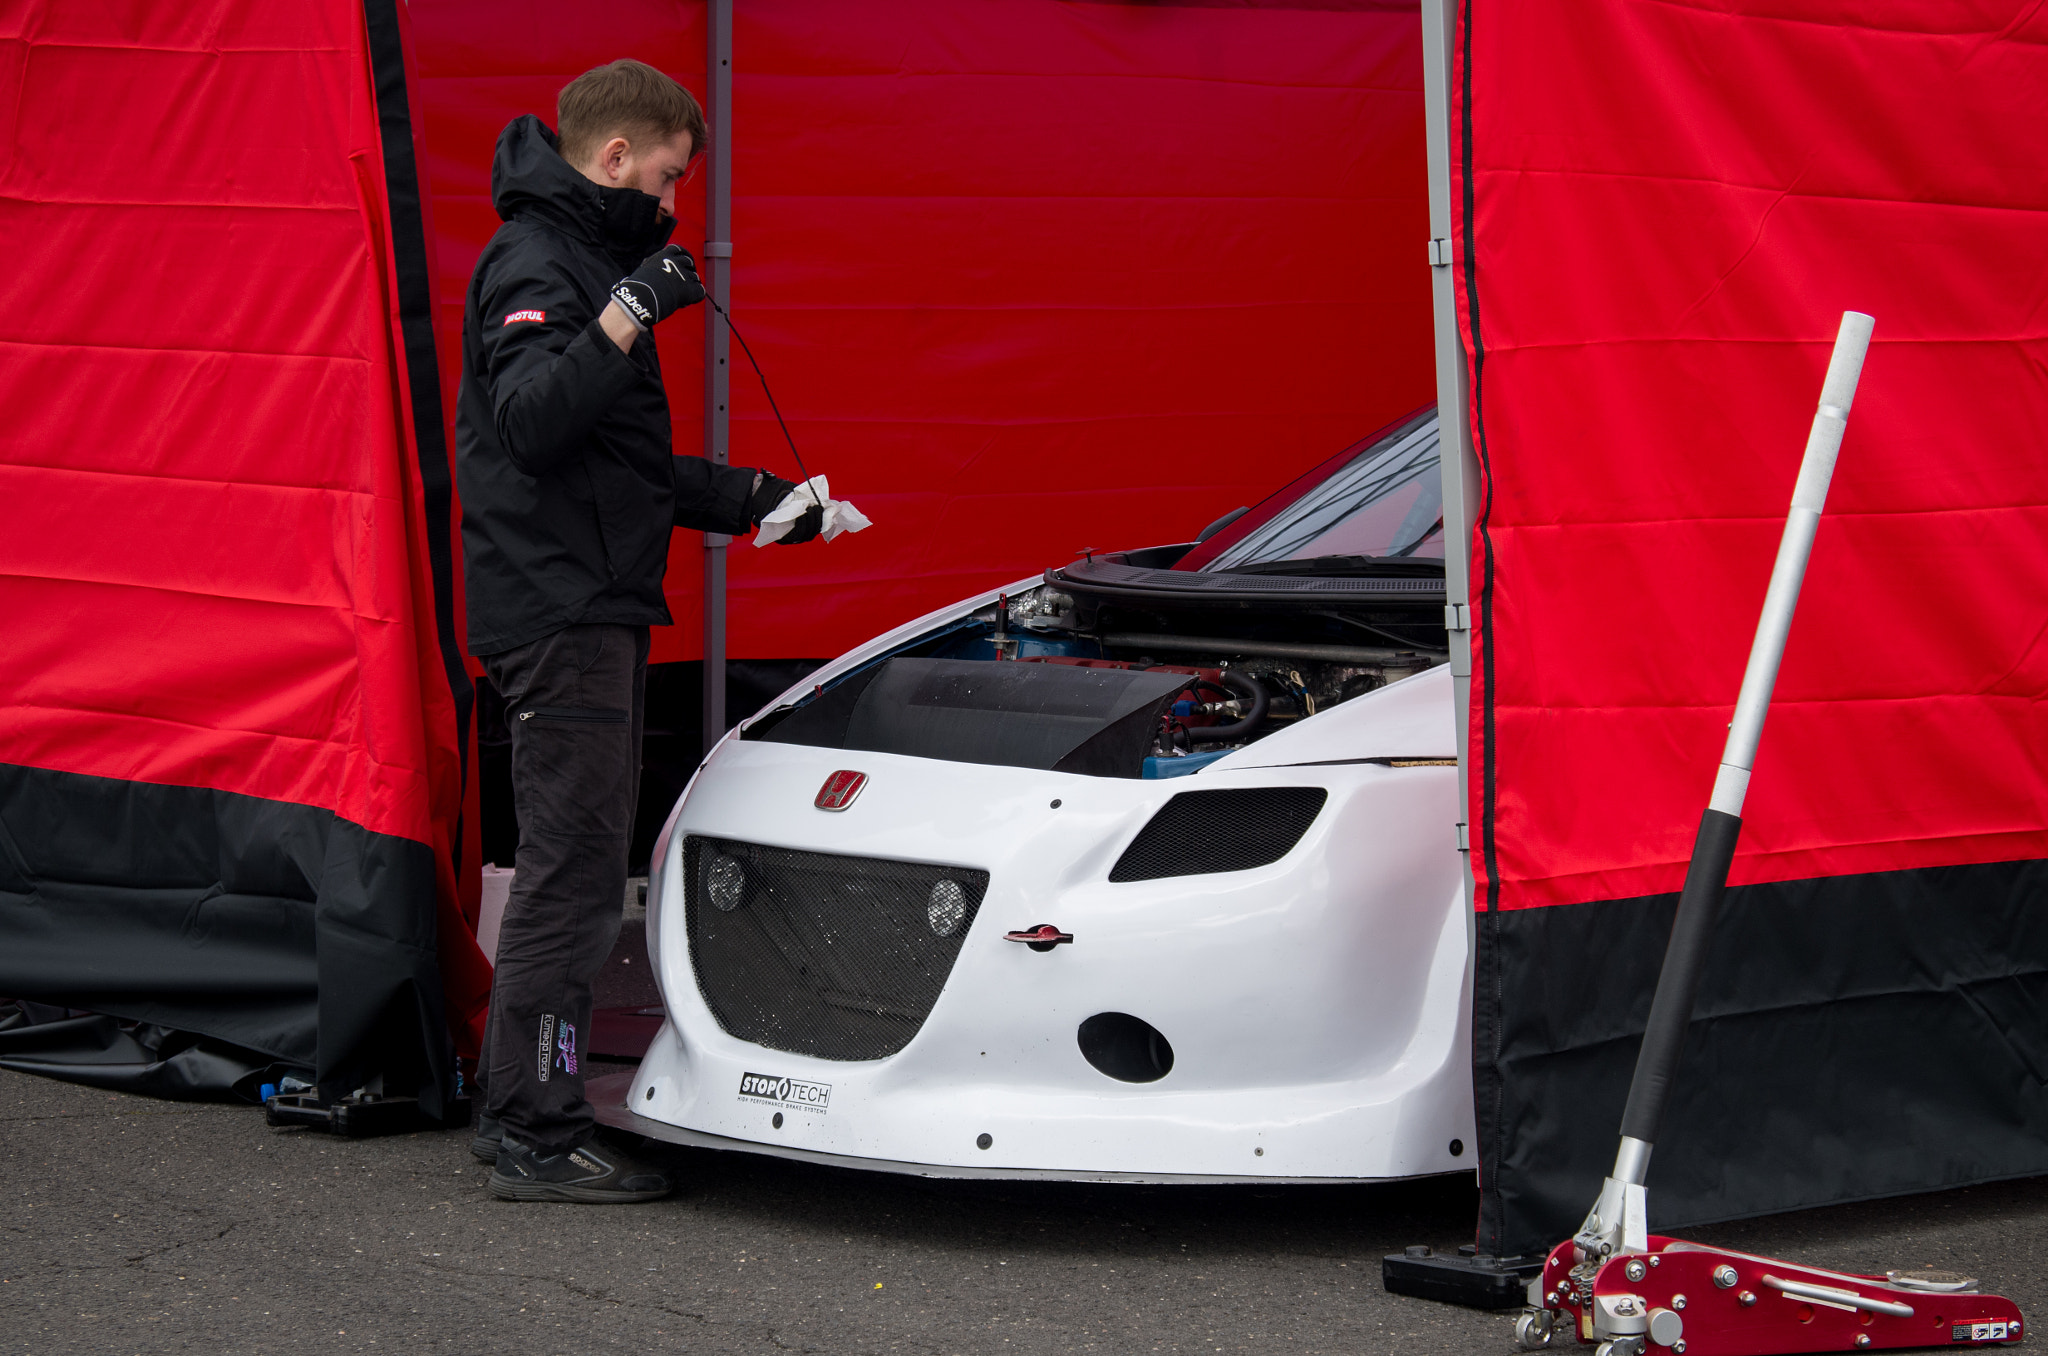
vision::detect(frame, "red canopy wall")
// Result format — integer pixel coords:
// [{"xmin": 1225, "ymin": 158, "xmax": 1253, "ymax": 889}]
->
[
  {"xmin": 409, "ymin": 0, "xmax": 1436, "ymax": 664},
  {"xmin": 1454, "ymin": 0, "xmax": 2048, "ymax": 1253},
  {"xmin": 0, "ymin": 0, "xmax": 480, "ymax": 1100}
]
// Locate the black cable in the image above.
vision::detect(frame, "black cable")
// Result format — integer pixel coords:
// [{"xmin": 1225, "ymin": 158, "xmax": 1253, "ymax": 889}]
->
[{"xmin": 707, "ymin": 297, "xmax": 816, "ymax": 502}]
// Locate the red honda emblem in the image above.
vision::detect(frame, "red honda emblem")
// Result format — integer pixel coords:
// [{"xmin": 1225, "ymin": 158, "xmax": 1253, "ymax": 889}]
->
[{"xmin": 815, "ymin": 770, "xmax": 868, "ymax": 811}]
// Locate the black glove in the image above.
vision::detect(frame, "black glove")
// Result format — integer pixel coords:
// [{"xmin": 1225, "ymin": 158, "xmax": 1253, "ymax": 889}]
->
[
  {"xmin": 746, "ymin": 473, "xmax": 826, "ymax": 545},
  {"xmin": 777, "ymin": 503, "xmax": 825, "ymax": 545},
  {"xmin": 747, "ymin": 473, "xmax": 798, "ymax": 522},
  {"xmin": 609, "ymin": 245, "xmax": 704, "ymax": 330}
]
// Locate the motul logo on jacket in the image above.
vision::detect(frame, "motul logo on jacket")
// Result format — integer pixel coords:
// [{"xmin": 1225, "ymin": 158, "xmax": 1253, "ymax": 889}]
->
[
  {"xmin": 815, "ymin": 770, "xmax": 867, "ymax": 811},
  {"xmin": 502, "ymin": 309, "xmax": 545, "ymax": 325}
]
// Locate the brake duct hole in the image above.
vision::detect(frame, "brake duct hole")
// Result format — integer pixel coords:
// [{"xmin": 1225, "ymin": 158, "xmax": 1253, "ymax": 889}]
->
[{"xmin": 1078, "ymin": 1012, "xmax": 1174, "ymax": 1083}]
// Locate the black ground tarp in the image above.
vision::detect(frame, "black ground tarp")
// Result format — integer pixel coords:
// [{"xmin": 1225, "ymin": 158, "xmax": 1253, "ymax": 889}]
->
[
  {"xmin": 0, "ymin": 764, "xmax": 451, "ymax": 1115},
  {"xmin": 0, "ymin": 1002, "xmax": 284, "ymax": 1103}
]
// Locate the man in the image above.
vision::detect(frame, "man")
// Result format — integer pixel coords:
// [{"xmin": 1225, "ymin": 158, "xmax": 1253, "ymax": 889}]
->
[{"xmin": 455, "ymin": 59, "xmax": 822, "ymax": 1203}]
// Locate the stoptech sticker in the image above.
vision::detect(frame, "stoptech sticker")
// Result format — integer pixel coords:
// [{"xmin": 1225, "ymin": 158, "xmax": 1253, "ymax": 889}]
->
[{"xmin": 738, "ymin": 1071, "xmax": 831, "ymax": 1113}]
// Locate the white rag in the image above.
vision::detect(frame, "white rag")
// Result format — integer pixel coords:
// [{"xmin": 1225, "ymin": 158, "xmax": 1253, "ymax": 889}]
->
[{"xmin": 753, "ymin": 474, "xmax": 872, "ymax": 546}]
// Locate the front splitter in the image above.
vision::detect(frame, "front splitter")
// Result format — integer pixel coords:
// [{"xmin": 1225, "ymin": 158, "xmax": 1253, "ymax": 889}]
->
[{"xmin": 587, "ymin": 1071, "xmax": 1419, "ymax": 1187}]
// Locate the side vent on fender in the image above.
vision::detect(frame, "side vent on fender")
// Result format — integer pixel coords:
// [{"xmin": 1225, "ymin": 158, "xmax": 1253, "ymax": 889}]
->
[{"xmin": 1108, "ymin": 787, "xmax": 1328, "ymax": 883}]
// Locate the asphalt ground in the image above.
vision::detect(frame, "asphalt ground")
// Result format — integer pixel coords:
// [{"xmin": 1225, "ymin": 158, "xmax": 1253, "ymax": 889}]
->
[{"xmin": 7, "ymin": 896, "xmax": 2048, "ymax": 1355}]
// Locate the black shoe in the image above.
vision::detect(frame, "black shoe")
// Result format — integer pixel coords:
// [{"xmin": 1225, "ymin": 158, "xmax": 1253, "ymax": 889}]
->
[
  {"xmin": 488, "ymin": 1135, "xmax": 673, "ymax": 1203},
  {"xmin": 469, "ymin": 1113, "xmax": 503, "ymax": 1163}
]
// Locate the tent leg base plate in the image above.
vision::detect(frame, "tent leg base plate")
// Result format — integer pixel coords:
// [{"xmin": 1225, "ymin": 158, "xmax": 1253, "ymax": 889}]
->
[
  {"xmin": 1382, "ymin": 1246, "xmax": 1543, "ymax": 1309},
  {"xmin": 264, "ymin": 1090, "xmax": 469, "ymax": 1138}
]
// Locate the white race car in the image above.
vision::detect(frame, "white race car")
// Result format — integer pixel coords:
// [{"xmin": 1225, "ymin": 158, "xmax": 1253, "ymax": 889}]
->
[{"xmin": 602, "ymin": 406, "xmax": 1474, "ymax": 1184}]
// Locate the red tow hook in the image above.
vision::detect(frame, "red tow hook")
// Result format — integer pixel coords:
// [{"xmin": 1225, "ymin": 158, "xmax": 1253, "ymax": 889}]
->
[{"xmin": 1004, "ymin": 924, "xmax": 1073, "ymax": 952}]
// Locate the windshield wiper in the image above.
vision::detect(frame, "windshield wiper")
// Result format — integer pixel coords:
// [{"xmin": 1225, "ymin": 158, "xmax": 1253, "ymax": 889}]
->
[
  {"xmin": 1389, "ymin": 517, "xmax": 1444, "ymax": 559},
  {"xmin": 1210, "ymin": 554, "xmax": 1446, "ymax": 578}
]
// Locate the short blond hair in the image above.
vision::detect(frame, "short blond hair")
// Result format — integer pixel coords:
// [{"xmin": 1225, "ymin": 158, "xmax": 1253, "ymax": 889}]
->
[{"xmin": 557, "ymin": 59, "xmax": 706, "ymax": 167}]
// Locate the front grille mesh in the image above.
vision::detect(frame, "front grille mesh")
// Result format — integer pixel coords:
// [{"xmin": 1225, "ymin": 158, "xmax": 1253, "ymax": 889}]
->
[
  {"xmin": 1109, "ymin": 787, "xmax": 1328, "ymax": 882},
  {"xmin": 685, "ymin": 836, "xmax": 989, "ymax": 1061}
]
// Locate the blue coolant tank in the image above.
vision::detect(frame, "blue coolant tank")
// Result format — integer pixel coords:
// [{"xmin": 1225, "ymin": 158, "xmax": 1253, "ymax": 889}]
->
[{"xmin": 1143, "ymin": 749, "xmax": 1232, "ymax": 779}]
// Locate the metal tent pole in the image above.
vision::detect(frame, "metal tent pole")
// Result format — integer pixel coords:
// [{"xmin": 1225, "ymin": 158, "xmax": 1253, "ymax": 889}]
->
[
  {"xmin": 1574, "ymin": 311, "xmax": 1876, "ymax": 1262},
  {"xmin": 698, "ymin": 0, "xmax": 735, "ymax": 753},
  {"xmin": 700, "ymin": 0, "xmax": 735, "ymax": 755},
  {"xmin": 1419, "ymin": 0, "xmax": 1482, "ymax": 930},
  {"xmin": 1381, "ymin": 15, "xmax": 1505, "ymax": 1305}
]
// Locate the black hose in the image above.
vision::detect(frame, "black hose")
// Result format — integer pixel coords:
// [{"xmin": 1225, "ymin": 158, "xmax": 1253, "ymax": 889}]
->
[{"xmin": 1183, "ymin": 670, "xmax": 1268, "ymax": 744}]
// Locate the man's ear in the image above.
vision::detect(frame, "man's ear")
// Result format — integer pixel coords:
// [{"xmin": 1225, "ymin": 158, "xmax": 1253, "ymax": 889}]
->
[{"xmin": 596, "ymin": 135, "xmax": 633, "ymax": 182}]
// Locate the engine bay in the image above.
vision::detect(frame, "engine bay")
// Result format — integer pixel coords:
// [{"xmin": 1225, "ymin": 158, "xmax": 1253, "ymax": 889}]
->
[{"xmin": 745, "ymin": 543, "xmax": 1450, "ymax": 779}]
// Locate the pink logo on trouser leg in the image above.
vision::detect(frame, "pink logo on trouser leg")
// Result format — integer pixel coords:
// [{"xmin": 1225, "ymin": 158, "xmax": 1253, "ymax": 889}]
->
[{"xmin": 555, "ymin": 1022, "xmax": 578, "ymax": 1077}]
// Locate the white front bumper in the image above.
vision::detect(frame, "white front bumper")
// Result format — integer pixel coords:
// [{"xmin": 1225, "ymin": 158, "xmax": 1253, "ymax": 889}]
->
[{"xmin": 615, "ymin": 734, "xmax": 1474, "ymax": 1183}]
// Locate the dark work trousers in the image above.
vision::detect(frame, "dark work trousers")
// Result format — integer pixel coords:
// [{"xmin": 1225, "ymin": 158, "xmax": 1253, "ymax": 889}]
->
[{"xmin": 476, "ymin": 623, "xmax": 648, "ymax": 1153}]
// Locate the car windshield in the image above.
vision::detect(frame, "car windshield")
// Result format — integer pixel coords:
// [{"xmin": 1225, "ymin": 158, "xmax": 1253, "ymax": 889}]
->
[{"xmin": 1182, "ymin": 407, "xmax": 1443, "ymax": 572}]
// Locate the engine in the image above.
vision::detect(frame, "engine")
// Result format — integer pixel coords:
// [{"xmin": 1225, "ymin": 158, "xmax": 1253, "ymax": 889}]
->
[
  {"xmin": 744, "ymin": 572, "xmax": 1449, "ymax": 779},
  {"xmin": 992, "ymin": 584, "xmax": 1447, "ymax": 767}
]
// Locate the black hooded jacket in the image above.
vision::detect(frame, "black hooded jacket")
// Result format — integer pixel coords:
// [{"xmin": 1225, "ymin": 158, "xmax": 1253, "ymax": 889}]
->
[{"xmin": 456, "ymin": 115, "xmax": 759, "ymax": 656}]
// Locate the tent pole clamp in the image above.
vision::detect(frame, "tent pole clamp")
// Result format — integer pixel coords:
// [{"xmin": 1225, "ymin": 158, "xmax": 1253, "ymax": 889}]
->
[
  {"xmin": 1427, "ymin": 237, "xmax": 1452, "ymax": 268},
  {"xmin": 1446, "ymin": 603, "xmax": 1472, "ymax": 679}
]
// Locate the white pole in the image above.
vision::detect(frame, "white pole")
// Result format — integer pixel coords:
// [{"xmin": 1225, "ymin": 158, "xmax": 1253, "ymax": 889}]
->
[{"xmin": 1707, "ymin": 312, "xmax": 1874, "ymax": 817}]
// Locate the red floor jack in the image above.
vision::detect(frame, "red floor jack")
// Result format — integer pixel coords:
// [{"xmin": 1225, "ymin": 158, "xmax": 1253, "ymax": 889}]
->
[{"xmin": 1513, "ymin": 312, "xmax": 2023, "ymax": 1355}]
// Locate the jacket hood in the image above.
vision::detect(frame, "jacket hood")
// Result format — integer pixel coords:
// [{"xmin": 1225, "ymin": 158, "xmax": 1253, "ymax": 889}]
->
[{"xmin": 490, "ymin": 115, "xmax": 676, "ymax": 269}]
